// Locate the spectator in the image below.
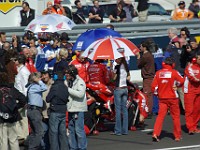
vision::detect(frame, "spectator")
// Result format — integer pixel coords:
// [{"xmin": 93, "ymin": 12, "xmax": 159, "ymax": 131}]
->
[
  {"xmin": 51, "ymin": 0, "xmax": 66, "ymax": 16},
  {"xmin": 14, "ymin": 54, "xmax": 30, "ymax": 145},
  {"xmin": 11, "ymin": 34, "xmax": 21, "ymax": 52},
  {"xmin": 20, "ymin": 2, "xmax": 35, "ymax": 26},
  {"xmin": 41, "ymin": 70, "xmax": 54, "ymax": 150},
  {"xmin": 172, "ymin": 1, "xmax": 194, "ymax": 20},
  {"xmin": 180, "ymin": 27, "xmax": 190, "ymax": 41},
  {"xmin": 152, "ymin": 57, "xmax": 184, "ymax": 142},
  {"xmin": 53, "ymin": 48, "xmax": 69, "ymax": 74},
  {"xmin": 60, "ymin": 32, "xmax": 73, "ymax": 63},
  {"xmin": 123, "ymin": 0, "xmax": 138, "ymax": 22},
  {"xmin": 0, "ymin": 32, "xmax": 6, "ymax": 49},
  {"xmin": 111, "ymin": 56, "xmax": 130, "ymax": 135},
  {"xmin": 22, "ymin": 47, "xmax": 37, "ymax": 73},
  {"xmin": 4, "ymin": 50, "xmax": 18, "ymax": 84},
  {"xmin": 74, "ymin": 0, "xmax": 87, "ymax": 24},
  {"xmin": 26, "ymin": 72, "xmax": 47, "ymax": 150},
  {"xmin": 42, "ymin": 1, "xmax": 53, "ymax": 15},
  {"xmin": 136, "ymin": 41, "xmax": 155, "ymax": 117},
  {"xmin": 137, "ymin": 0, "xmax": 149, "ymax": 22},
  {"xmin": 46, "ymin": 71, "xmax": 69, "ymax": 150},
  {"xmin": 21, "ymin": 33, "xmax": 30, "ymax": 48},
  {"xmin": 168, "ymin": 27, "xmax": 179, "ymax": 45},
  {"xmin": 109, "ymin": 1, "xmax": 126, "ymax": 23},
  {"xmin": 69, "ymin": 51, "xmax": 90, "ymax": 83},
  {"xmin": 43, "ymin": 37, "xmax": 60, "ymax": 72},
  {"xmin": 106, "ymin": 24, "xmax": 115, "ymax": 30},
  {"xmin": 64, "ymin": 64, "xmax": 87, "ymax": 150},
  {"xmin": 188, "ymin": 0, "xmax": 200, "ymax": 19},
  {"xmin": 0, "ymin": 72, "xmax": 26, "ymax": 150},
  {"xmin": 88, "ymin": 0, "xmax": 104, "ymax": 23},
  {"xmin": 184, "ymin": 51, "xmax": 200, "ymax": 134}
]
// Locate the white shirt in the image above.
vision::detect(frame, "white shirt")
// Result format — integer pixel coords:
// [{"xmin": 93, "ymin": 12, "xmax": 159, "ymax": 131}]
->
[{"xmin": 14, "ymin": 65, "xmax": 30, "ymax": 96}]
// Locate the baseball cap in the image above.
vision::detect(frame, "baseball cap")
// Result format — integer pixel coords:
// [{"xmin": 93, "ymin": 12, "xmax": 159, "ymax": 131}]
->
[
  {"xmin": 178, "ymin": 1, "xmax": 185, "ymax": 6},
  {"xmin": 54, "ymin": 0, "xmax": 61, "ymax": 4}
]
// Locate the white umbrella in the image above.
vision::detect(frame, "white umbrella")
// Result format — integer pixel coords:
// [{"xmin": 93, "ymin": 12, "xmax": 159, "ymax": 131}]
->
[{"xmin": 25, "ymin": 14, "xmax": 76, "ymax": 33}]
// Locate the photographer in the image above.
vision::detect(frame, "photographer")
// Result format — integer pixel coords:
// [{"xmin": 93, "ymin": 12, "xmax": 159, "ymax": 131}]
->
[{"xmin": 26, "ymin": 72, "xmax": 47, "ymax": 150}]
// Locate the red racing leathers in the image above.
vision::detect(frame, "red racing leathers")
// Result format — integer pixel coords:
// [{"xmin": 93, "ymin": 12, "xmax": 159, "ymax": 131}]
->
[
  {"xmin": 134, "ymin": 89, "xmax": 148, "ymax": 119},
  {"xmin": 151, "ymin": 64, "xmax": 184, "ymax": 139},
  {"xmin": 69, "ymin": 58, "xmax": 90, "ymax": 83},
  {"xmin": 88, "ymin": 62, "xmax": 110, "ymax": 85},
  {"xmin": 184, "ymin": 63, "xmax": 200, "ymax": 133}
]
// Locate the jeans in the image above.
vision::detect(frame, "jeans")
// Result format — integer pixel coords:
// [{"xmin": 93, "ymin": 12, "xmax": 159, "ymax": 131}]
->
[
  {"xmin": 49, "ymin": 112, "xmax": 69, "ymax": 150},
  {"xmin": 27, "ymin": 108, "xmax": 44, "ymax": 150},
  {"xmin": 114, "ymin": 88, "xmax": 128, "ymax": 135},
  {"xmin": 68, "ymin": 112, "xmax": 87, "ymax": 150}
]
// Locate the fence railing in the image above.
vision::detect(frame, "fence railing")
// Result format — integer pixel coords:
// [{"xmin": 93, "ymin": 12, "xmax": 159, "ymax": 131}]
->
[{"xmin": 1, "ymin": 20, "xmax": 200, "ymax": 42}]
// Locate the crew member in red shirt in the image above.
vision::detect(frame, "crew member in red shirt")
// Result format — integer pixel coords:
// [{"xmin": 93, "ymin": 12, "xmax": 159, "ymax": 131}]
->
[
  {"xmin": 151, "ymin": 57, "xmax": 184, "ymax": 142},
  {"xmin": 69, "ymin": 51, "xmax": 90, "ymax": 83},
  {"xmin": 184, "ymin": 53, "xmax": 200, "ymax": 134}
]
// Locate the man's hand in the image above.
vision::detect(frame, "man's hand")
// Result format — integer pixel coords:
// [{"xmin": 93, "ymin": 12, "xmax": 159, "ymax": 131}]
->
[{"xmin": 135, "ymin": 52, "xmax": 140, "ymax": 59}]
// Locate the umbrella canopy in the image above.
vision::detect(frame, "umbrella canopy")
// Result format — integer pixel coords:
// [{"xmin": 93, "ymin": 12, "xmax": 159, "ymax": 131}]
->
[
  {"xmin": 25, "ymin": 14, "xmax": 76, "ymax": 33},
  {"xmin": 82, "ymin": 37, "xmax": 140, "ymax": 60},
  {"xmin": 72, "ymin": 28, "xmax": 122, "ymax": 51}
]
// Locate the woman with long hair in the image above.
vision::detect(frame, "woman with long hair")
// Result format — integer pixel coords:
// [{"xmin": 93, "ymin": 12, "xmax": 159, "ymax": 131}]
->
[{"xmin": 111, "ymin": 56, "xmax": 130, "ymax": 135}]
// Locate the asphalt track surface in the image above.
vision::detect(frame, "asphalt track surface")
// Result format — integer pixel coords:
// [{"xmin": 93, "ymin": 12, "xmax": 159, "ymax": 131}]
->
[
  {"xmin": 20, "ymin": 114, "xmax": 200, "ymax": 150},
  {"xmin": 87, "ymin": 115, "xmax": 200, "ymax": 150}
]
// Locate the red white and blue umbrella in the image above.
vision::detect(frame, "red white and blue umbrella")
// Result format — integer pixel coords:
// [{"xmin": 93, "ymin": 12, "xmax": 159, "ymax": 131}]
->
[{"xmin": 81, "ymin": 37, "xmax": 140, "ymax": 60}]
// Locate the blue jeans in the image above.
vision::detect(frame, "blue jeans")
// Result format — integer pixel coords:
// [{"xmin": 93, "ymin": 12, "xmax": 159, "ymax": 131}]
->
[
  {"xmin": 68, "ymin": 112, "xmax": 87, "ymax": 150},
  {"xmin": 114, "ymin": 88, "xmax": 128, "ymax": 135},
  {"xmin": 27, "ymin": 108, "xmax": 44, "ymax": 150},
  {"xmin": 49, "ymin": 112, "xmax": 69, "ymax": 150},
  {"xmin": 152, "ymin": 95, "xmax": 159, "ymax": 114}
]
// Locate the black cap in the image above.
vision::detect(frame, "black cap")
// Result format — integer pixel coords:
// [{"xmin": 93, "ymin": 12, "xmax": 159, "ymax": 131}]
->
[
  {"xmin": 60, "ymin": 32, "xmax": 70, "ymax": 41},
  {"xmin": 178, "ymin": 1, "xmax": 185, "ymax": 6}
]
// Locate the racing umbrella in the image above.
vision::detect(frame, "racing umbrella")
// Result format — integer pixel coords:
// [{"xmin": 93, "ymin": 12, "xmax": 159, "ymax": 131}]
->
[
  {"xmin": 82, "ymin": 37, "xmax": 140, "ymax": 60},
  {"xmin": 25, "ymin": 14, "xmax": 76, "ymax": 33},
  {"xmin": 72, "ymin": 28, "xmax": 122, "ymax": 51}
]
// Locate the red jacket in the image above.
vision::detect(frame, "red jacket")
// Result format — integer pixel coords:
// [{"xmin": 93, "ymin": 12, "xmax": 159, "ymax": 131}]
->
[
  {"xmin": 69, "ymin": 59, "xmax": 90, "ymax": 83},
  {"xmin": 88, "ymin": 62, "xmax": 110, "ymax": 85},
  {"xmin": 25, "ymin": 58, "xmax": 37, "ymax": 73},
  {"xmin": 134, "ymin": 89, "xmax": 148, "ymax": 118},
  {"xmin": 152, "ymin": 64, "xmax": 184, "ymax": 99},
  {"xmin": 184, "ymin": 63, "xmax": 200, "ymax": 94}
]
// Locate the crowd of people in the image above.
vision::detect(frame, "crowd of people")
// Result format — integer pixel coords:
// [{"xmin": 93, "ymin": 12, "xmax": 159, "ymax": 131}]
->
[
  {"xmin": 0, "ymin": 0, "xmax": 200, "ymax": 150},
  {"xmin": 19, "ymin": 0, "xmax": 200, "ymax": 26}
]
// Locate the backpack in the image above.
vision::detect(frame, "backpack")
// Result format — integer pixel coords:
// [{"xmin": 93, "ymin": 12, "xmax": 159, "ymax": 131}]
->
[{"xmin": 0, "ymin": 87, "xmax": 17, "ymax": 120}]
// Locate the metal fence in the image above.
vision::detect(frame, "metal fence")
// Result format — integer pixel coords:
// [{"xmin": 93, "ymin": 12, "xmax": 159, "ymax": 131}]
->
[{"xmin": 1, "ymin": 20, "xmax": 200, "ymax": 43}]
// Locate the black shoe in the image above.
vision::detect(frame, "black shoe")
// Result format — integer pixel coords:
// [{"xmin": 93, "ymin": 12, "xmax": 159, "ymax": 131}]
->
[{"xmin": 152, "ymin": 135, "xmax": 160, "ymax": 142}]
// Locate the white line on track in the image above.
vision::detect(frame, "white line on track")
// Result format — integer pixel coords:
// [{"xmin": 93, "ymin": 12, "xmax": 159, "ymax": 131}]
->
[{"xmin": 153, "ymin": 145, "xmax": 200, "ymax": 150}]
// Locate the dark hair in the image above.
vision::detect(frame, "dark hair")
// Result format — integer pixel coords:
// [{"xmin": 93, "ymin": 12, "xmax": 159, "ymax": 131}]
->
[
  {"xmin": 74, "ymin": 0, "xmax": 80, "ymax": 6},
  {"xmin": 23, "ymin": 1, "xmax": 30, "ymax": 8},
  {"xmin": 106, "ymin": 24, "xmax": 115, "ymax": 30},
  {"xmin": 60, "ymin": 32, "xmax": 70, "ymax": 41},
  {"xmin": 0, "ymin": 32, "xmax": 6, "ymax": 36},
  {"xmin": 16, "ymin": 54, "xmax": 26, "ymax": 65},
  {"xmin": 164, "ymin": 57, "xmax": 175, "ymax": 66},
  {"xmin": 121, "ymin": 57, "xmax": 130, "ymax": 75},
  {"xmin": 5, "ymin": 49, "xmax": 18, "ymax": 65},
  {"xmin": 66, "ymin": 64, "xmax": 78, "ymax": 78},
  {"xmin": 0, "ymin": 72, "xmax": 9, "ymax": 84},
  {"xmin": 140, "ymin": 41, "xmax": 150, "ymax": 51},
  {"xmin": 192, "ymin": 0, "xmax": 199, "ymax": 3},
  {"xmin": 180, "ymin": 27, "xmax": 190, "ymax": 37}
]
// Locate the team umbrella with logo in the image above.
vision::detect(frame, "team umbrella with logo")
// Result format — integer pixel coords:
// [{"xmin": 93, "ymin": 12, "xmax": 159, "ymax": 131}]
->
[
  {"xmin": 25, "ymin": 14, "xmax": 76, "ymax": 33},
  {"xmin": 81, "ymin": 37, "xmax": 140, "ymax": 60}
]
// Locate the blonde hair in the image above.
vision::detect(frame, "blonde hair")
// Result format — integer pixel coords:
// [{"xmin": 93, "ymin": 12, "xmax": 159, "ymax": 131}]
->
[{"xmin": 56, "ymin": 48, "xmax": 68, "ymax": 62}]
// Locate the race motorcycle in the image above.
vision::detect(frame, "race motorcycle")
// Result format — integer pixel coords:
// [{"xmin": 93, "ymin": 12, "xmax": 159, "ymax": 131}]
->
[{"xmin": 84, "ymin": 81, "xmax": 148, "ymax": 135}]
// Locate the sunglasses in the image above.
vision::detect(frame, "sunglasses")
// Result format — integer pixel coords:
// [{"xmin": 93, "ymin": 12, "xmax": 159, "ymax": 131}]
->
[{"xmin": 11, "ymin": 58, "xmax": 17, "ymax": 62}]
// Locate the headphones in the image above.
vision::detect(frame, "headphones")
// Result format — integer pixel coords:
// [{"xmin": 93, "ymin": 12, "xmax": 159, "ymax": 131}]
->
[
  {"xmin": 53, "ymin": 74, "xmax": 66, "ymax": 80},
  {"xmin": 67, "ymin": 65, "xmax": 78, "ymax": 78}
]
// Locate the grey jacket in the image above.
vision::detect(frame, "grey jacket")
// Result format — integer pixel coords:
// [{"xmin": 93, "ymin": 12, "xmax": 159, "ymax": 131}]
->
[{"xmin": 65, "ymin": 75, "xmax": 87, "ymax": 112}]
